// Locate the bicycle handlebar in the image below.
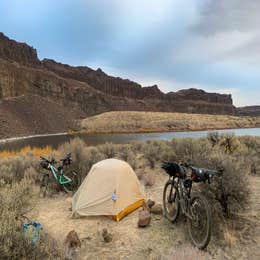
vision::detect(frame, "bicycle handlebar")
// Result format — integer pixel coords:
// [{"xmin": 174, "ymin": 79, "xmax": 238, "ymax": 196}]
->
[
  {"xmin": 40, "ymin": 153, "xmax": 72, "ymax": 165},
  {"xmin": 40, "ymin": 156, "xmax": 50, "ymax": 163}
]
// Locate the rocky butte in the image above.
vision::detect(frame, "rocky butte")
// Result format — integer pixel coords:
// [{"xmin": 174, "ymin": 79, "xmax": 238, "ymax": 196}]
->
[{"xmin": 0, "ymin": 32, "xmax": 237, "ymax": 137}]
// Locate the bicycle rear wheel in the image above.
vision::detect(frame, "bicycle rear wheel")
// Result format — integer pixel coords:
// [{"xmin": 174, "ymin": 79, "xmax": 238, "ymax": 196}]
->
[
  {"xmin": 188, "ymin": 192, "xmax": 212, "ymax": 249},
  {"xmin": 62, "ymin": 170, "xmax": 80, "ymax": 193}
]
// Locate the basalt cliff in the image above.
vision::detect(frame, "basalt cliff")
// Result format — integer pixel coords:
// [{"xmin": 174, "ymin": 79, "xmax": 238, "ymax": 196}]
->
[{"xmin": 0, "ymin": 32, "xmax": 236, "ymax": 138}]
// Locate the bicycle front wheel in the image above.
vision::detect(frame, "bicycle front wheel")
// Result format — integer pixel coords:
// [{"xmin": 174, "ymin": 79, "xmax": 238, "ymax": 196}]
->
[
  {"xmin": 188, "ymin": 192, "xmax": 212, "ymax": 249},
  {"xmin": 62, "ymin": 170, "xmax": 80, "ymax": 193},
  {"xmin": 163, "ymin": 180, "xmax": 180, "ymax": 222}
]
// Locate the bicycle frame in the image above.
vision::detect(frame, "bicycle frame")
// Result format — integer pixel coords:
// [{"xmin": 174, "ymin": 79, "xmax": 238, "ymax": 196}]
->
[
  {"xmin": 170, "ymin": 176, "xmax": 193, "ymax": 220},
  {"xmin": 49, "ymin": 164, "xmax": 72, "ymax": 185}
]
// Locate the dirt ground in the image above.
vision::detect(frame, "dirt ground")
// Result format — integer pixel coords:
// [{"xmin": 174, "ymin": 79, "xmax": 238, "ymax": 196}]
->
[{"xmin": 29, "ymin": 170, "xmax": 260, "ymax": 260}]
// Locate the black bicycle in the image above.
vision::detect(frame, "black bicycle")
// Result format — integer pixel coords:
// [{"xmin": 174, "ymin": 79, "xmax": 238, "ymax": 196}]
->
[
  {"xmin": 40, "ymin": 153, "xmax": 80, "ymax": 194},
  {"xmin": 162, "ymin": 161, "xmax": 226, "ymax": 249}
]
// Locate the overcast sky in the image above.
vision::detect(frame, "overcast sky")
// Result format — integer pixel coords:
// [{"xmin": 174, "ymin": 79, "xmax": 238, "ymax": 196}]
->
[{"xmin": 0, "ymin": 0, "xmax": 259, "ymax": 106}]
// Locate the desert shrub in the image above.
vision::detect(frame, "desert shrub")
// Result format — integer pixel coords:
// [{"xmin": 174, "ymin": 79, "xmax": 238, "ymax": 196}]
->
[
  {"xmin": 115, "ymin": 144, "xmax": 137, "ymax": 169},
  {"xmin": 24, "ymin": 166, "xmax": 39, "ymax": 182},
  {"xmin": 130, "ymin": 141, "xmax": 143, "ymax": 153},
  {"xmin": 219, "ymin": 134, "xmax": 241, "ymax": 154},
  {"xmin": 158, "ymin": 142, "xmax": 176, "ymax": 162},
  {"xmin": 0, "ymin": 178, "xmax": 62, "ymax": 259},
  {"xmin": 199, "ymin": 150, "xmax": 249, "ymax": 215},
  {"xmin": 115, "ymin": 144, "xmax": 131, "ymax": 161},
  {"xmin": 140, "ymin": 170, "xmax": 156, "ymax": 187},
  {"xmin": 97, "ymin": 142, "xmax": 117, "ymax": 158},
  {"xmin": 125, "ymin": 150, "xmax": 137, "ymax": 170},
  {"xmin": 237, "ymin": 136, "xmax": 260, "ymax": 175},
  {"xmin": 142, "ymin": 140, "xmax": 170, "ymax": 168},
  {"xmin": 239, "ymin": 135, "xmax": 260, "ymax": 151},
  {"xmin": 79, "ymin": 147, "xmax": 106, "ymax": 179},
  {"xmin": 207, "ymin": 131, "xmax": 220, "ymax": 146},
  {"xmin": 58, "ymin": 137, "xmax": 88, "ymax": 176},
  {"xmin": 171, "ymin": 137, "xmax": 212, "ymax": 165},
  {"xmin": 0, "ymin": 154, "xmax": 38, "ymax": 184}
]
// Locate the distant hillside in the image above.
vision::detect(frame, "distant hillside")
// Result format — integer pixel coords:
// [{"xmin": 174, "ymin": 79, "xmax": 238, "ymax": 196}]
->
[
  {"xmin": 237, "ymin": 106, "xmax": 260, "ymax": 116},
  {"xmin": 0, "ymin": 95, "xmax": 82, "ymax": 138},
  {"xmin": 0, "ymin": 32, "xmax": 238, "ymax": 137},
  {"xmin": 80, "ymin": 111, "xmax": 260, "ymax": 134}
]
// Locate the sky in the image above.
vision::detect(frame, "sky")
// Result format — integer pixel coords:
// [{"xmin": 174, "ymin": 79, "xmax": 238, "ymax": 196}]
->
[{"xmin": 0, "ymin": 0, "xmax": 259, "ymax": 106}]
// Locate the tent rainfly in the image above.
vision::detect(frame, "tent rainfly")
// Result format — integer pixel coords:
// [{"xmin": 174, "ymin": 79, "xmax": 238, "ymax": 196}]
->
[{"xmin": 72, "ymin": 158, "xmax": 145, "ymax": 221}]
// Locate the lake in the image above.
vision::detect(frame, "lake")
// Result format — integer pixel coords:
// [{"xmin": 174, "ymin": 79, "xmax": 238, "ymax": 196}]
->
[{"xmin": 1, "ymin": 128, "xmax": 260, "ymax": 152}]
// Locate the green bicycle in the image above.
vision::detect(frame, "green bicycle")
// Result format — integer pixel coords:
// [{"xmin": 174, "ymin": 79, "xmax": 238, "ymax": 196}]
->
[{"xmin": 40, "ymin": 153, "xmax": 80, "ymax": 194}]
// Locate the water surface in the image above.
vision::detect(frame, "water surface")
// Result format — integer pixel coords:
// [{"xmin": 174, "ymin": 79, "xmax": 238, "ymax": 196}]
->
[{"xmin": 1, "ymin": 128, "xmax": 260, "ymax": 152}]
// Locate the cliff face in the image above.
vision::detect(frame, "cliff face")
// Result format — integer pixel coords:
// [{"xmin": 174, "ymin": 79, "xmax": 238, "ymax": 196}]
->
[
  {"xmin": 42, "ymin": 59, "xmax": 164, "ymax": 99},
  {"xmin": 0, "ymin": 32, "xmax": 40, "ymax": 67},
  {"xmin": 0, "ymin": 32, "xmax": 236, "ymax": 121},
  {"xmin": 237, "ymin": 106, "xmax": 260, "ymax": 116},
  {"xmin": 41, "ymin": 59, "xmax": 233, "ymax": 107}
]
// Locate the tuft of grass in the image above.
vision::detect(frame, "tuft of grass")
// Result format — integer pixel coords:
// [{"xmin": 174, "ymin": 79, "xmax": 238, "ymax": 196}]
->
[
  {"xmin": 0, "ymin": 146, "xmax": 53, "ymax": 158},
  {"xmin": 224, "ymin": 229, "xmax": 237, "ymax": 248}
]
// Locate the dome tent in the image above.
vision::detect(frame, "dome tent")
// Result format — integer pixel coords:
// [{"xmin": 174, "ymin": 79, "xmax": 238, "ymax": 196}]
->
[{"xmin": 72, "ymin": 158, "xmax": 145, "ymax": 221}]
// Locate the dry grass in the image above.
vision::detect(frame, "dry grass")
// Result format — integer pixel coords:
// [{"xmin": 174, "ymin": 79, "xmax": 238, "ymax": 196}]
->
[
  {"xmin": 224, "ymin": 229, "xmax": 237, "ymax": 247},
  {"xmin": 80, "ymin": 111, "xmax": 260, "ymax": 133},
  {"xmin": 1, "ymin": 135, "xmax": 260, "ymax": 258},
  {"xmin": 0, "ymin": 145, "xmax": 53, "ymax": 158}
]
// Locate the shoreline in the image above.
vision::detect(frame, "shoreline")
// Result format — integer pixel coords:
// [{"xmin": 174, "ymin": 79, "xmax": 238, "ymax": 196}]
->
[
  {"xmin": 0, "ymin": 126, "xmax": 259, "ymax": 143},
  {"xmin": 75, "ymin": 125, "xmax": 260, "ymax": 135}
]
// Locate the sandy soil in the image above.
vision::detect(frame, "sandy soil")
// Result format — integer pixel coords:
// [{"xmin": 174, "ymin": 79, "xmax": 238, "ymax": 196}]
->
[{"xmin": 29, "ymin": 170, "xmax": 260, "ymax": 260}]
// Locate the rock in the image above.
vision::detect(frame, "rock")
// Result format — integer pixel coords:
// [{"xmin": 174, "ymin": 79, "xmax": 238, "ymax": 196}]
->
[
  {"xmin": 102, "ymin": 228, "xmax": 113, "ymax": 243},
  {"xmin": 154, "ymin": 216, "xmax": 161, "ymax": 221},
  {"xmin": 138, "ymin": 208, "xmax": 151, "ymax": 228},
  {"xmin": 64, "ymin": 230, "xmax": 81, "ymax": 248},
  {"xmin": 64, "ymin": 230, "xmax": 81, "ymax": 260},
  {"xmin": 150, "ymin": 204, "xmax": 163, "ymax": 215},
  {"xmin": 146, "ymin": 199, "xmax": 155, "ymax": 209}
]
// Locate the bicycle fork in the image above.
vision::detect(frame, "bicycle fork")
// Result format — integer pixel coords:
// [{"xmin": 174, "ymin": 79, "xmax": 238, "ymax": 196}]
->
[{"xmin": 179, "ymin": 180, "xmax": 193, "ymax": 220}]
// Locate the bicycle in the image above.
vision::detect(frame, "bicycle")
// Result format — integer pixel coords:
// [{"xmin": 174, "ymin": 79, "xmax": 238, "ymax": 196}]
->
[
  {"xmin": 40, "ymin": 153, "xmax": 80, "ymax": 194},
  {"xmin": 161, "ymin": 161, "xmax": 227, "ymax": 249}
]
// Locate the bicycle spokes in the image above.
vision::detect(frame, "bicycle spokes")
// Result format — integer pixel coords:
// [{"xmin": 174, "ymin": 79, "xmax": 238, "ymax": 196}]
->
[{"xmin": 188, "ymin": 194, "xmax": 211, "ymax": 249}]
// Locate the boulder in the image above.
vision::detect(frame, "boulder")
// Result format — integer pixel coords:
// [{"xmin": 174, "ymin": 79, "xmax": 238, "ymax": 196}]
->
[
  {"xmin": 64, "ymin": 230, "xmax": 81, "ymax": 248},
  {"xmin": 138, "ymin": 208, "xmax": 151, "ymax": 228},
  {"xmin": 147, "ymin": 199, "xmax": 155, "ymax": 209},
  {"xmin": 150, "ymin": 204, "xmax": 163, "ymax": 215},
  {"xmin": 64, "ymin": 230, "xmax": 81, "ymax": 260}
]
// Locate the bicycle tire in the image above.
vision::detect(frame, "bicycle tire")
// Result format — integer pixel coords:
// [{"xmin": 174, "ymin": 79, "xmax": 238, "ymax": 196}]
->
[
  {"xmin": 62, "ymin": 170, "xmax": 80, "ymax": 193},
  {"xmin": 187, "ymin": 192, "xmax": 212, "ymax": 249},
  {"xmin": 163, "ymin": 180, "xmax": 180, "ymax": 222}
]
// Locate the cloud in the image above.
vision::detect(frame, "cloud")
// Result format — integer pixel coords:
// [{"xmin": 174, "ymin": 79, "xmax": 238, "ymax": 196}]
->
[
  {"xmin": 0, "ymin": 0, "xmax": 260, "ymax": 106},
  {"xmin": 193, "ymin": 0, "xmax": 260, "ymax": 35},
  {"xmin": 191, "ymin": 0, "xmax": 260, "ymax": 66}
]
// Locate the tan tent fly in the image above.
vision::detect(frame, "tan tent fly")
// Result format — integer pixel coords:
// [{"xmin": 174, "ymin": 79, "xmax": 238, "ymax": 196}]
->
[{"xmin": 72, "ymin": 158, "xmax": 145, "ymax": 221}]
